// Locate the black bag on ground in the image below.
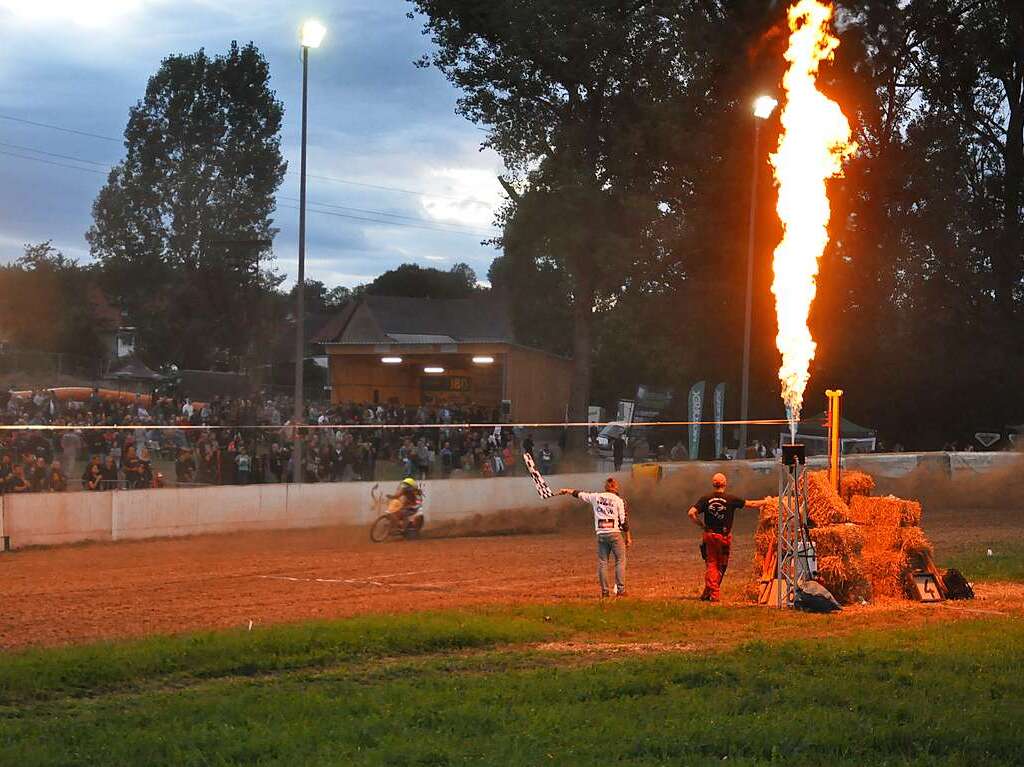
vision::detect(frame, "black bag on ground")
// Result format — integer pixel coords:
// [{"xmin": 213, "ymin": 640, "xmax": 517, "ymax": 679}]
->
[
  {"xmin": 943, "ymin": 568, "xmax": 975, "ymax": 600},
  {"xmin": 793, "ymin": 580, "xmax": 842, "ymax": 613}
]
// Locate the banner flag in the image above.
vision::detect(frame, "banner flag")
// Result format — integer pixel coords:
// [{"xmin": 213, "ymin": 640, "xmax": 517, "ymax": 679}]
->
[
  {"xmin": 714, "ymin": 383, "xmax": 726, "ymax": 459},
  {"xmin": 688, "ymin": 381, "xmax": 706, "ymax": 460}
]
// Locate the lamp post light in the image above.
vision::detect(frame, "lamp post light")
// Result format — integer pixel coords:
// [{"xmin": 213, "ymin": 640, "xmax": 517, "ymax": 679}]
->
[
  {"xmin": 737, "ymin": 95, "xmax": 778, "ymax": 462},
  {"xmin": 293, "ymin": 19, "xmax": 326, "ymax": 483}
]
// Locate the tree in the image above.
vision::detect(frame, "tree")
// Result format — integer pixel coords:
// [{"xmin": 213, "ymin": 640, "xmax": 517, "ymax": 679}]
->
[
  {"xmin": 912, "ymin": 0, "xmax": 1024, "ymax": 319},
  {"xmin": 87, "ymin": 41, "xmax": 287, "ymax": 369},
  {"xmin": 0, "ymin": 242, "xmax": 104, "ymax": 361},
  {"xmin": 365, "ymin": 262, "xmax": 478, "ymax": 298},
  {"xmin": 288, "ymin": 280, "xmax": 356, "ymax": 315},
  {"xmin": 409, "ymin": 0, "xmax": 744, "ymax": 445}
]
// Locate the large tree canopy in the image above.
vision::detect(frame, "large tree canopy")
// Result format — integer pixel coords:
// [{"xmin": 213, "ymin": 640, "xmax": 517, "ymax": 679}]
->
[
  {"xmin": 408, "ymin": 0, "xmax": 766, "ymax": 444},
  {"xmin": 412, "ymin": 0, "xmax": 1024, "ymax": 448},
  {"xmin": 87, "ymin": 41, "xmax": 287, "ymax": 370}
]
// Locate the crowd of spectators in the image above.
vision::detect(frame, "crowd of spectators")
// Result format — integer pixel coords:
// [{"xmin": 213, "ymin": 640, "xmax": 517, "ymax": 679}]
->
[{"xmin": 0, "ymin": 389, "xmax": 561, "ymax": 493}]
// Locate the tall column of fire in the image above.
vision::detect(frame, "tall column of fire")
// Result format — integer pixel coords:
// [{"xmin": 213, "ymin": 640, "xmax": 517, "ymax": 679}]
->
[{"xmin": 770, "ymin": 0, "xmax": 856, "ymax": 440}]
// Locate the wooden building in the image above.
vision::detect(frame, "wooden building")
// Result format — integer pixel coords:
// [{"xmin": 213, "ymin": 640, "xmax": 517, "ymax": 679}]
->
[{"xmin": 315, "ymin": 295, "xmax": 572, "ymax": 423}]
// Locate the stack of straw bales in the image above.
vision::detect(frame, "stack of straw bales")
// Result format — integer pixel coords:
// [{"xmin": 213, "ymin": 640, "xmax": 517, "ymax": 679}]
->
[
  {"xmin": 749, "ymin": 470, "xmax": 930, "ymax": 604},
  {"xmin": 850, "ymin": 495, "xmax": 930, "ymax": 598}
]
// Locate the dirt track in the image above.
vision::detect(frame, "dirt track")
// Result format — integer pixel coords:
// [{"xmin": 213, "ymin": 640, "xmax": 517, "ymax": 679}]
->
[{"xmin": 1, "ymin": 505, "xmax": 1021, "ymax": 650}]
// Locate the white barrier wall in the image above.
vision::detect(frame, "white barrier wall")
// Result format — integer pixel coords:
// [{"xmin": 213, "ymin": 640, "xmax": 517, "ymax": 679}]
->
[
  {"xmin": 0, "ymin": 453, "xmax": 1019, "ymax": 550},
  {"xmin": 2, "ymin": 491, "xmax": 113, "ymax": 548},
  {"xmin": 0, "ymin": 470, "xmax": 614, "ymax": 550}
]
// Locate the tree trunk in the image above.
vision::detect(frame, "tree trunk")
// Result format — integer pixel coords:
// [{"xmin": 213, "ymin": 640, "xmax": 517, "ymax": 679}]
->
[{"xmin": 567, "ymin": 263, "xmax": 595, "ymax": 451}]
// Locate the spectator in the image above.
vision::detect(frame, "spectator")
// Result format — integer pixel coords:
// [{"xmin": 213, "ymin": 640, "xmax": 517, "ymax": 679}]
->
[
  {"xmin": 236, "ymin": 444, "xmax": 252, "ymax": 485},
  {"xmin": 539, "ymin": 443, "xmax": 554, "ymax": 474},
  {"xmin": 175, "ymin": 448, "xmax": 196, "ymax": 484},
  {"xmin": 30, "ymin": 456, "xmax": 48, "ymax": 492},
  {"xmin": 60, "ymin": 429, "xmax": 83, "ymax": 477},
  {"xmin": 122, "ymin": 445, "xmax": 145, "ymax": 489},
  {"xmin": 440, "ymin": 441, "xmax": 454, "ymax": 477},
  {"xmin": 84, "ymin": 462, "xmax": 103, "ymax": 491},
  {"xmin": 523, "ymin": 433, "xmax": 535, "ymax": 460},
  {"xmin": 7, "ymin": 464, "xmax": 31, "ymax": 493},
  {"xmin": 81, "ymin": 455, "xmax": 102, "ymax": 489},
  {"xmin": 47, "ymin": 460, "xmax": 67, "ymax": 492},
  {"xmin": 670, "ymin": 441, "xmax": 688, "ymax": 461},
  {"xmin": 101, "ymin": 455, "xmax": 119, "ymax": 489}
]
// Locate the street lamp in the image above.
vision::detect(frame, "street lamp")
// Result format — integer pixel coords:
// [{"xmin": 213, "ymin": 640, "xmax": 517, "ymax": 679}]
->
[
  {"xmin": 737, "ymin": 94, "xmax": 778, "ymax": 462},
  {"xmin": 293, "ymin": 19, "xmax": 326, "ymax": 483}
]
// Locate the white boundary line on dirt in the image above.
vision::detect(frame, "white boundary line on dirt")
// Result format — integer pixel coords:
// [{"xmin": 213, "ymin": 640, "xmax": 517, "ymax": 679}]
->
[{"xmin": 257, "ymin": 570, "xmax": 442, "ymax": 588}]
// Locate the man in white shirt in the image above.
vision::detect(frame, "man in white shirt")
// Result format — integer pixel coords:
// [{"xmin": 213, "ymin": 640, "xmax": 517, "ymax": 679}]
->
[{"xmin": 558, "ymin": 478, "xmax": 632, "ymax": 597}]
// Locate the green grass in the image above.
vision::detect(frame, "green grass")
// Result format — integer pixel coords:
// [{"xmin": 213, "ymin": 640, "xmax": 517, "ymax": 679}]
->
[
  {"xmin": 945, "ymin": 541, "xmax": 1024, "ymax": 583},
  {"xmin": 2, "ymin": 604, "xmax": 1023, "ymax": 765},
  {"xmin": 0, "ymin": 601, "xmax": 772, "ymax": 704}
]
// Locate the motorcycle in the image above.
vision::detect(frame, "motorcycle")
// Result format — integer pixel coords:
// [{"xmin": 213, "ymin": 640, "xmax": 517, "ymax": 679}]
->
[{"xmin": 369, "ymin": 487, "xmax": 424, "ymax": 543}]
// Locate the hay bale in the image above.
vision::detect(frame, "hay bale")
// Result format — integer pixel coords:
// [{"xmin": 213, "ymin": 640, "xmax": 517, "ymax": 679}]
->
[
  {"xmin": 839, "ymin": 469, "xmax": 875, "ymax": 504},
  {"xmin": 809, "ymin": 523, "xmax": 865, "ymax": 559},
  {"xmin": 849, "ymin": 495, "xmax": 922, "ymax": 528},
  {"xmin": 862, "ymin": 550, "xmax": 909, "ymax": 599},
  {"xmin": 863, "ymin": 522, "xmax": 901, "ymax": 552},
  {"xmin": 757, "ymin": 497, "xmax": 779, "ymax": 530},
  {"xmin": 816, "ymin": 554, "xmax": 870, "ymax": 604},
  {"xmin": 804, "ymin": 470, "xmax": 850, "ymax": 526},
  {"xmin": 900, "ymin": 500, "xmax": 922, "ymax": 527},
  {"xmin": 755, "ymin": 527, "xmax": 776, "ymax": 559}
]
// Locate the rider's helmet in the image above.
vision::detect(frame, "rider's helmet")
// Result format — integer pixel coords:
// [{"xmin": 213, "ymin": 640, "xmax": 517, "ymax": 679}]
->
[{"xmin": 401, "ymin": 477, "xmax": 419, "ymax": 489}]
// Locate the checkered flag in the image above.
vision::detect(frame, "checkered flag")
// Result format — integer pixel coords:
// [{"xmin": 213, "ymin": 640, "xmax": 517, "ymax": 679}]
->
[{"xmin": 523, "ymin": 452, "xmax": 553, "ymax": 499}]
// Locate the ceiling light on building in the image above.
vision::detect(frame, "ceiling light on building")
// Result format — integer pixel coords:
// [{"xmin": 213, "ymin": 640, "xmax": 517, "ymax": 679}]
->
[
  {"xmin": 424, "ymin": 366, "xmax": 445, "ymax": 374},
  {"xmin": 381, "ymin": 357, "xmax": 402, "ymax": 364},
  {"xmin": 472, "ymin": 356, "xmax": 495, "ymax": 364}
]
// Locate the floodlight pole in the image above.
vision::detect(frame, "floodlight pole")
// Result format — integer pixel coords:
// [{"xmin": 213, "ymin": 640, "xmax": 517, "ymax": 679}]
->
[{"xmin": 293, "ymin": 44, "xmax": 310, "ymax": 483}]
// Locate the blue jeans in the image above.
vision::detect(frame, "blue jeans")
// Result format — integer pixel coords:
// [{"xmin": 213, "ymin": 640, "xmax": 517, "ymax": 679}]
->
[{"xmin": 596, "ymin": 533, "xmax": 626, "ymax": 595}]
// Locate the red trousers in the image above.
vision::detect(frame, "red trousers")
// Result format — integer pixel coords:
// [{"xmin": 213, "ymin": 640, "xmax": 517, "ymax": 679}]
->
[{"xmin": 701, "ymin": 531, "xmax": 732, "ymax": 601}]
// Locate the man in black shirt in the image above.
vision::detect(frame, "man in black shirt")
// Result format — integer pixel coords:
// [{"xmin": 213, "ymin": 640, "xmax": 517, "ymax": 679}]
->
[{"xmin": 688, "ymin": 472, "xmax": 767, "ymax": 602}]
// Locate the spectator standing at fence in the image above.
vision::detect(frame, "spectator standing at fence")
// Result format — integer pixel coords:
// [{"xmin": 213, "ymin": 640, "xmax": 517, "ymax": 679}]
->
[
  {"xmin": 268, "ymin": 443, "xmax": 284, "ymax": 483},
  {"xmin": 60, "ymin": 429, "xmax": 82, "ymax": 477},
  {"xmin": 29, "ymin": 456, "xmax": 48, "ymax": 492},
  {"xmin": 236, "ymin": 444, "xmax": 252, "ymax": 485},
  {"xmin": 0, "ymin": 453, "xmax": 12, "ymax": 486},
  {"xmin": 175, "ymin": 448, "xmax": 195, "ymax": 485},
  {"xmin": 81, "ymin": 455, "xmax": 101, "ymax": 488},
  {"xmin": 539, "ymin": 443, "xmax": 554, "ymax": 474},
  {"xmin": 7, "ymin": 464, "xmax": 31, "ymax": 493},
  {"xmin": 85, "ymin": 462, "xmax": 103, "ymax": 491},
  {"xmin": 612, "ymin": 435, "xmax": 625, "ymax": 472},
  {"xmin": 122, "ymin": 445, "xmax": 144, "ymax": 489},
  {"xmin": 102, "ymin": 455, "xmax": 119, "ymax": 488},
  {"xmin": 47, "ymin": 461, "xmax": 67, "ymax": 492}
]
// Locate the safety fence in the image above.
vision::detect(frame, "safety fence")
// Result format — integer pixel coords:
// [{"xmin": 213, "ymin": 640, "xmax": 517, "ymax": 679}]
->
[{"xmin": 0, "ymin": 452, "xmax": 1019, "ymax": 551}]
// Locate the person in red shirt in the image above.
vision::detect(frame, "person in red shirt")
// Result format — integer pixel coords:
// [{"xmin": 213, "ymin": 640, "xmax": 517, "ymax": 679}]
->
[{"xmin": 687, "ymin": 472, "xmax": 767, "ymax": 602}]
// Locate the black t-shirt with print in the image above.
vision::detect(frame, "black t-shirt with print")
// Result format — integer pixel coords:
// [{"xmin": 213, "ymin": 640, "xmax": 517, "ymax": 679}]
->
[{"xmin": 695, "ymin": 492, "xmax": 746, "ymax": 535}]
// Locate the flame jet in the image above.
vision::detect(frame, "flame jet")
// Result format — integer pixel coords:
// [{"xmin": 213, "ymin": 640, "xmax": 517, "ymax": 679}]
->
[{"xmin": 770, "ymin": 0, "xmax": 856, "ymax": 440}]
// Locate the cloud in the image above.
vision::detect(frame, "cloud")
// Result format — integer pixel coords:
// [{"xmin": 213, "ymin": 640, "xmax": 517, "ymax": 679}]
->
[{"xmin": 0, "ymin": 0, "xmax": 507, "ymax": 287}]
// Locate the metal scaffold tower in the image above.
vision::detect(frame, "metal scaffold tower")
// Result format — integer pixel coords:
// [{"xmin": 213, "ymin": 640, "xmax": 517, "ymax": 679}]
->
[{"xmin": 775, "ymin": 443, "xmax": 815, "ymax": 608}]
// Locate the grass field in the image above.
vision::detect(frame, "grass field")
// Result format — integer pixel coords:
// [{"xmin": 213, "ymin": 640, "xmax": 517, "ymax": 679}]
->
[
  {"xmin": 945, "ymin": 541, "xmax": 1024, "ymax": 583},
  {"xmin": 3, "ymin": 601, "xmax": 1023, "ymax": 766}
]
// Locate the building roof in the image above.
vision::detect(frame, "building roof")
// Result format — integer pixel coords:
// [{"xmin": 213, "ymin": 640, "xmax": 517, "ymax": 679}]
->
[
  {"xmin": 315, "ymin": 295, "xmax": 515, "ymax": 346},
  {"xmin": 105, "ymin": 354, "xmax": 164, "ymax": 382}
]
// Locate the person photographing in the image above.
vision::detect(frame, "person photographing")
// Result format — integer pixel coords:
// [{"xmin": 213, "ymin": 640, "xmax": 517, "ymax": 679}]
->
[
  {"xmin": 558, "ymin": 478, "xmax": 631, "ymax": 597},
  {"xmin": 687, "ymin": 472, "xmax": 767, "ymax": 602}
]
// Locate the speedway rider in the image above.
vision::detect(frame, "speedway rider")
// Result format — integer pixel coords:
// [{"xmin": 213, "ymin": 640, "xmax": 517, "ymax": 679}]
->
[{"xmin": 389, "ymin": 477, "xmax": 425, "ymax": 533}]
